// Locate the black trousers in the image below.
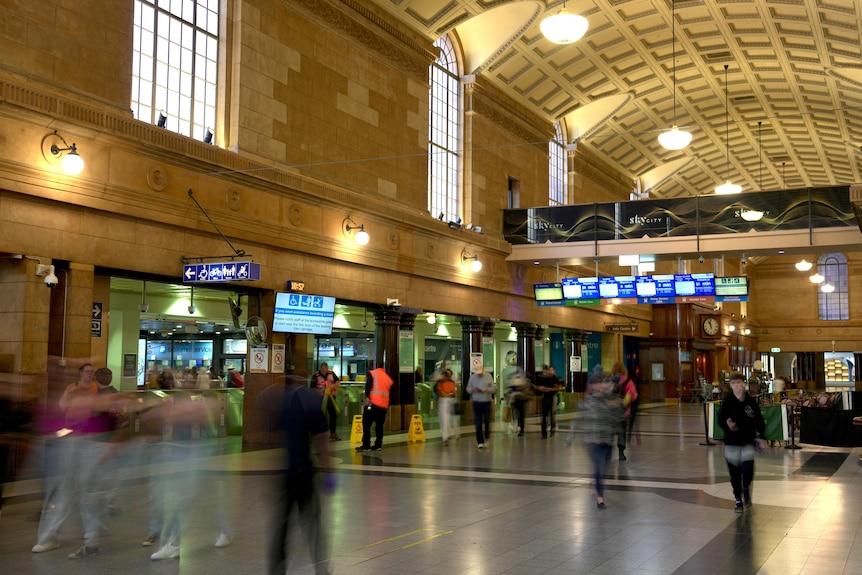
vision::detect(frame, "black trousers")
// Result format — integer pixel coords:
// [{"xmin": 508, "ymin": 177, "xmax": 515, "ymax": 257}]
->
[
  {"xmin": 324, "ymin": 396, "xmax": 338, "ymax": 435},
  {"xmin": 267, "ymin": 467, "xmax": 330, "ymax": 575},
  {"xmin": 361, "ymin": 404, "xmax": 387, "ymax": 448},
  {"xmin": 540, "ymin": 393, "xmax": 557, "ymax": 436}
]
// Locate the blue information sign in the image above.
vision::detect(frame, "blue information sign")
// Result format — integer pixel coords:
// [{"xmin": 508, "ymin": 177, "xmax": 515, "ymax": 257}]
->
[{"xmin": 182, "ymin": 261, "xmax": 261, "ymax": 283}]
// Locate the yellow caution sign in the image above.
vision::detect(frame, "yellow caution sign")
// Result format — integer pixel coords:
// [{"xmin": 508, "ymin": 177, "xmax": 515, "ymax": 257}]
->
[
  {"xmin": 350, "ymin": 415, "xmax": 364, "ymax": 445},
  {"xmin": 407, "ymin": 414, "xmax": 425, "ymax": 443}
]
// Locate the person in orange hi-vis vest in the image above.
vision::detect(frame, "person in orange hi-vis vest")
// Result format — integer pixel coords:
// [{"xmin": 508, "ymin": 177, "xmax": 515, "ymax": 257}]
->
[{"xmin": 355, "ymin": 368, "xmax": 394, "ymax": 452}]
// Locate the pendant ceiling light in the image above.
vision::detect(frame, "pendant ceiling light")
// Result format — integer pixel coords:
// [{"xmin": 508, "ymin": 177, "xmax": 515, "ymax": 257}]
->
[
  {"xmin": 715, "ymin": 64, "xmax": 742, "ymax": 195},
  {"xmin": 795, "ymin": 259, "xmax": 813, "ymax": 271},
  {"xmin": 809, "ymin": 272, "xmax": 825, "ymax": 284},
  {"xmin": 658, "ymin": 1, "xmax": 692, "ymax": 151},
  {"xmin": 540, "ymin": 1, "xmax": 589, "ymax": 45},
  {"xmin": 820, "ymin": 283, "xmax": 835, "ymax": 293}
]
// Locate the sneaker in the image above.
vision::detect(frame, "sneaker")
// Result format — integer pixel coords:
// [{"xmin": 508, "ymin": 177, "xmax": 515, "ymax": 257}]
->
[
  {"xmin": 32, "ymin": 541, "xmax": 61, "ymax": 553},
  {"xmin": 151, "ymin": 542, "xmax": 180, "ymax": 560},
  {"xmin": 214, "ymin": 532, "xmax": 233, "ymax": 548},
  {"xmin": 355, "ymin": 446, "xmax": 371, "ymax": 452},
  {"xmin": 142, "ymin": 532, "xmax": 158, "ymax": 547},
  {"xmin": 374, "ymin": 446, "xmax": 383, "ymax": 452},
  {"xmin": 67, "ymin": 546, "xmax": 99, "ymax": 559},
  {"xmin": 478, "ymin": 443, "xmax": 484, "ymax": 449},
  {"xmin": 734, "ymin": 500, "xmax": 744, "ymax": 513}
]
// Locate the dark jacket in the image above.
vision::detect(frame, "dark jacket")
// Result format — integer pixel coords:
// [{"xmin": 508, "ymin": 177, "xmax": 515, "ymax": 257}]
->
[{"xmin": 717, "ymin": 392, "xmax": 765, "ymax": 446}]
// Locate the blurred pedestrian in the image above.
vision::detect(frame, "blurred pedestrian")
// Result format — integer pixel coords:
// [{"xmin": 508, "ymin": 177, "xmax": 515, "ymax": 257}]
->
[
  {"xmin": 581, "ymin": 376, "xmax": 624, "ymax": 509},
  {"xmin": 718, "ymin": 372, "xmax": 766, "ymax": 512},
  {"xmin": 434, "ymin": 368, "xmax": 457, "ymax": 446},
  {"xmin": 266, "ymin": 375, "xmax": 335, "ymax": 575},
  {"xmin": 355, "ymin": 367, "xmax": 394, "ymax": 452},
  {"xmin": 610, "ymin": 362, "xmax": 637, "ymax": 460},
  {"xmin": 535, "ymin": 365, "xmax": 562, "ymax": 438},
  {"xmin": 504, "ymin": 367, "xmax": 532, "ymax": 436},
  {"xmin": 466, "ymin": 366, "xmax": 495, "ymax": 449},
  {"xmin": 311, "ymin": 363, "xmax": 341, "ymax": 441}
]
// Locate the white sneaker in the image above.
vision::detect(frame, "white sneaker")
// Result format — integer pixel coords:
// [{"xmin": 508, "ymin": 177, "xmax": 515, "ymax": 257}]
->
[
  {"xmin": 32, "ymin": 541, "xmax": 61, "ymax": 553},
  {"xmin": 150, "ymin": 542, "xmax": 180, "ymax": 560},
  {"xmin": 478, "ymin": 443, "xmax": 484, "ymax": 449},
  {"xmin": 214, "ymin": 532, "xmax": 233, "ymax": 548}
]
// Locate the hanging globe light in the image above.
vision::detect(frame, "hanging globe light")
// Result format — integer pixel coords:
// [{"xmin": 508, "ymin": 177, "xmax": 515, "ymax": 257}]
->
[{"xmin": 540, "ymin": 5, "xmax": 589, "ymax": 45}]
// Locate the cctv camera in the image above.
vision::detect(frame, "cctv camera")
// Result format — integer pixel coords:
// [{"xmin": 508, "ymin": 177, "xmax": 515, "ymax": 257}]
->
[
  {"xmin": 188, "ymin": 305, "xmax": 196, "ymax": 314},
  {"xmin": 698, "ymin": 255, "xmax": 705, "ymax": 264},
  {"xmin": 741, "ymin": 255, "xmax": 747, "ymax": 265},
  {"xmin": 140, "ymin": 304, "xmax": 150, "ymax": 313},
  {"xmin": 44, "ymin": 272, "xmax": 59, "ymax": 288},
  {"xmin": 36, "ymin": 264, "xmax": 59, "ymax": 288}
]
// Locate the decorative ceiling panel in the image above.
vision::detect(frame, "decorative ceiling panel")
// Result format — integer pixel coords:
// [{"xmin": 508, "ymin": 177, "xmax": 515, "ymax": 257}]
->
[{"xmin": 369, "ymin": 0, "xmax": 862, "ymax": 197}]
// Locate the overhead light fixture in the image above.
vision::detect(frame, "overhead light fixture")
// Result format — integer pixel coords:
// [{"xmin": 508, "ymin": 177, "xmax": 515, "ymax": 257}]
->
[
  {"xmin": 426, "ymin": 313, "xmax": 437, "ymax": 325},
  {"xmin": 658, "ymin": 1, "xmax": 691, "ymax": 151},
  {"xmin": 820, "ymin": 283, "xmax": 835, "ymax": 293},
  {"xmin": 795, "ymin": 259, "xmax": 813, "ymax": 271},
  {"xmin": 715, "ymin": 65, "xmax": 741, "ymax": 195},
  {"xmin": 540, "ymin": 1, "xmax": 589, "ymax": 45},
  {"xmin": 809, "ymin": 272, "xmax": 825, "ymax": 284},
  {"xmin": 44, "ymin": 130, "xmax": 85, "ymax": 175},
  {"xmin": 740, "ymin": 209, "xmax": 764, "ymax": 222},
  {"xmin": 461, "ymin": 248, "xmax": 482, "ymax": 272},
  {"xmin": 638, "ymin": 261, "xmax": 655, "ymax": 273},
  {"xmin": 204, "ymin": 128, "xmax": 214, "ymax": 144},
  {"xmin": 157, "ymin": 110, "xmax": 168, "ymax": 128},
  {"xmin": 342, "ymin": 216, "xmax": 369, "ymax": 245}
]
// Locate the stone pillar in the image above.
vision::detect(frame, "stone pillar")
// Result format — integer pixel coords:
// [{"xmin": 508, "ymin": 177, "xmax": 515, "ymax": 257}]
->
[
  {"xmin": 514, "ymin": 323, "xmax": 538, "ymax": 378},
  {"xmin": 565, "ymin": 330, "xmax": 589, "ymax": 393},
  {"xmin": 375, "ymin": 307, "xmax": 402, "ymax": 430},
  {"xmin": 459, "ymin": 318, "xmax": 485, "ymax": 399}
]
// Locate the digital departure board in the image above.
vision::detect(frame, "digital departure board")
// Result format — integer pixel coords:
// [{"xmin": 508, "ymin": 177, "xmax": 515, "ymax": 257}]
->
[
  {"xmin": 534, "ymin": 283, "xmax": 563, "ymax": 302},
  {"xmin": 674, "ymin": 273, "xmax": 715, "ymax": 297},
  {"xmin": 715, "ymin": 276, "xmax": 749, "ymax": 298}
]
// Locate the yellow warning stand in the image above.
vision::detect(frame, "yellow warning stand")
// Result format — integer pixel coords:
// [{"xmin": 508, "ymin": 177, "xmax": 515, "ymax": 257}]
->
[
  {"xmin": 407, "ymin": 414, "xmax": 425, "ymax": 443},
  {"xmin": 349, "ymin": 415, "xmax": 364, "ymax": 445}
]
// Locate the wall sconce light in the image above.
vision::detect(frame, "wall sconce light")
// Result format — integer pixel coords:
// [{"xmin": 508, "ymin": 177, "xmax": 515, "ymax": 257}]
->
[
  {"xmin": 43, "ymin": 130, "xmax": 85, "ymax": 175},
  {"xmin": 426, "ymin": 313, "xmax": 437, "ymax": 325},
  {"xmin": 461, "ymin": 248, "xmax": 482, "ymax": 272},
  {"xmin": 157, "ymin": 111, "xmax": 168, "ymax": 128},
  {"xmin": 795, "ymin": 259, "xmax": 813, "ymax": 271},
  {"xmin": 342, "ymin": 216, "xmax": 369, "ymax": 245},
  {"xmin": 743, "ymin": 328, "xmax": 751, "ymax": 335},
  {"xmin": 809, "ymin": 272, "xmax": 825, "ymax": 284},
  {"xmin": 729, "ymin": 325, "xmax": 736, "ymax": 332},
  {"xmin": 204, "ymin": 128, "xmax": 214, "ymax": 144}
]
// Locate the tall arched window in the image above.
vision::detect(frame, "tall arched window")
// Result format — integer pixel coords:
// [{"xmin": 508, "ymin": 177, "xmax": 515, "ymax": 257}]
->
[
  {"xmin": 817, "ymin": 253, "xmax": 848, "ymax": 320},
  {"xmin": 132, "ymin": 0, "xmax": 219, "ymax": 141},
  {"xmin": 549, "ymin": 122, "xmax": 567, "ymax": 205},
  {"xmin": 428, "ymin": 36, "xmax": 461, "ymax": 222}
]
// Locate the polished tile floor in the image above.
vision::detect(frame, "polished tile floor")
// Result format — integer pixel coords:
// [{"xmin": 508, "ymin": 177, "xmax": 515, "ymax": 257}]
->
[{"xmin": 1, "ymin": 403, "xmax": 861, "ymax": 574}]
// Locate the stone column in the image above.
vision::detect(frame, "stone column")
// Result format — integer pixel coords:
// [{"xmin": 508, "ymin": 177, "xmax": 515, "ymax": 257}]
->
[{"xmin": 375, "ymin": 307, "xmax": 402, "ymax": 430}]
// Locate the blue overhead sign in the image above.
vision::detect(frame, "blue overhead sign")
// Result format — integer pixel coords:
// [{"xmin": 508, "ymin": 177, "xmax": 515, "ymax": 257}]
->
[{"xmin": 182, "ymin": 261, "xmax": 261, "ymax": 283}]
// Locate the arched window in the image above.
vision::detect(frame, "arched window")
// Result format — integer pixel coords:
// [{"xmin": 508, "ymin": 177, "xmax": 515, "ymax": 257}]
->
[
  {"xmin": 549, "ymin": 122, "xmax": 567, "ymax": 205},
  {"xmin": 817, "ymin": 253, "xmax": 848, "ymax": 320},
  {"xmin": 428, "ymin": 36, "xmax": 461, "ymax": 222}
]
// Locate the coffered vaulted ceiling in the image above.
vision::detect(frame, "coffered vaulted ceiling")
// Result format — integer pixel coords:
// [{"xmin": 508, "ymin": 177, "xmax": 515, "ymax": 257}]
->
[{"xmin": 368, "ymin": 0, "xmax": 862, "ymax": 198}]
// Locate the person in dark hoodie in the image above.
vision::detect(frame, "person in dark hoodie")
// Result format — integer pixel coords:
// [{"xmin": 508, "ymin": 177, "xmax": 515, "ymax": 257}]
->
[{"xmin": 717, "ymin": 372, "xmax": 766, "ymax": 512}]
